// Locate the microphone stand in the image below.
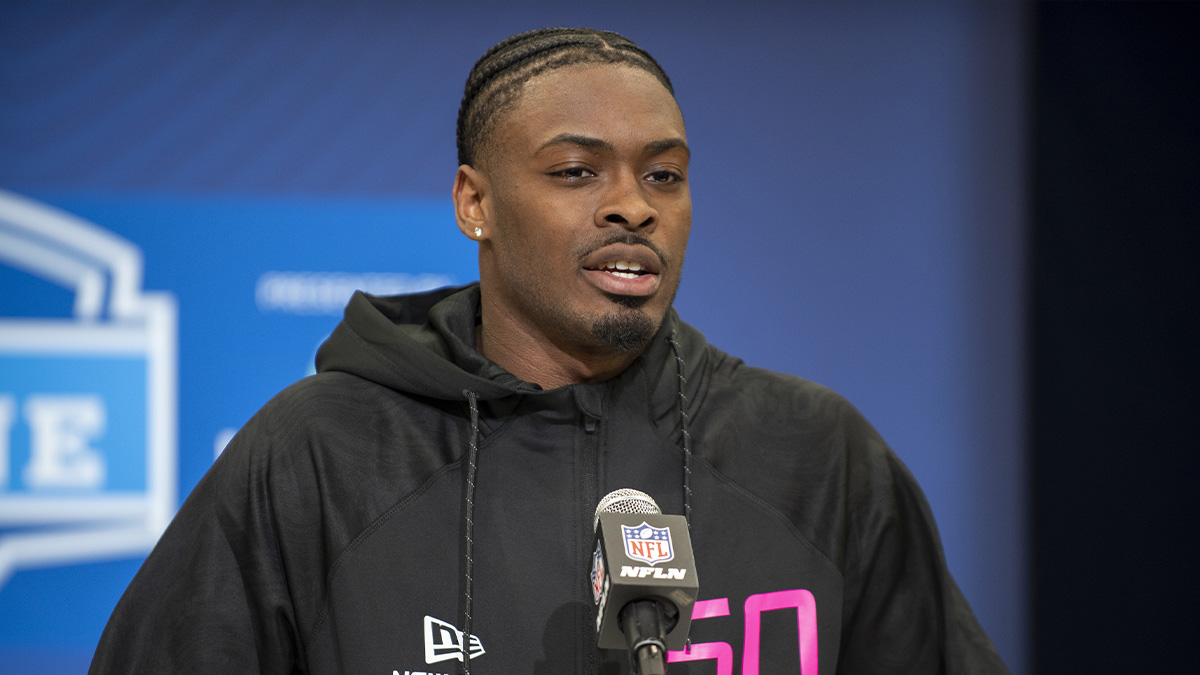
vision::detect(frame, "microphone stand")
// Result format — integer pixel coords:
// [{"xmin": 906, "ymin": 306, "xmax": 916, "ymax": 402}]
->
[{"xmin": 620, "ymin": 600, "xmax": 671, "ymax": 675}]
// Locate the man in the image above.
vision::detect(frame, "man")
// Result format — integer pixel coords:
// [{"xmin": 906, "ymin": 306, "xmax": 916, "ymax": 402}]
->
[{"xmin": 91, "ymin": 28, "xmax": 1008, "ymax": 674}]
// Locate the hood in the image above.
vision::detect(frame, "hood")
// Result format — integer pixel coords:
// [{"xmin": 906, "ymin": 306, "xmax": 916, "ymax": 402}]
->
[
  {"xmin": 314, "ymin": 283, "xmax": 710, "ymax": 413},
  {"xmin": 315, "ymin": 284, "xmax": 526, "ymax": 401}
]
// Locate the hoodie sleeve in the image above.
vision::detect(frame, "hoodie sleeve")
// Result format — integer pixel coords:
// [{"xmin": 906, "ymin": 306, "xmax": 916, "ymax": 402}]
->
[
  {"xmin": 89, "ymin": 421, "xmax": 301, "ymax": 674},
  {"xmin": 836, "ymin": 443, "xmax": 1009, "ymax": 674}
]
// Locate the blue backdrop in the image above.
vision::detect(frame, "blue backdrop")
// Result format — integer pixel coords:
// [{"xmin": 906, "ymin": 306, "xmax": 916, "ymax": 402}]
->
[{"xmin": 0, "ymin": 2, "xmax": 1027, "ymax": 672}]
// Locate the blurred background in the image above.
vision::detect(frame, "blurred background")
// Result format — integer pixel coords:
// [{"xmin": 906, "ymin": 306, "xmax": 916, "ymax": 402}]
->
[{"xmin": 1, "ymin": 2, "xmax": 1195, "ymax": 674}]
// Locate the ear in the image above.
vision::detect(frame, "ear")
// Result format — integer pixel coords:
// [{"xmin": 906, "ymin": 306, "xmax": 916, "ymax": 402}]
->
[{"xmin": 453, "ymin": 164, "xmax": 490, "ymax": 241}]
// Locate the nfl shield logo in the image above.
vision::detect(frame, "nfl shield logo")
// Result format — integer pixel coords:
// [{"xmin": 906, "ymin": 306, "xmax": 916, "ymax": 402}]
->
[
  {"xmin": 591, "ymin": 543, "xmax": 606, "ymax": 604},
  {"xmin": 621, "ymin": 522, "xmax": 674, "ymax": 565}
]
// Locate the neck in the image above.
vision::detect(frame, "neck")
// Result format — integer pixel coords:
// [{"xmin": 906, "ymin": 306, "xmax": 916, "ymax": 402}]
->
[{"xmin": 476, "ymin": 305, "xmax": 642, "ymax": 390}]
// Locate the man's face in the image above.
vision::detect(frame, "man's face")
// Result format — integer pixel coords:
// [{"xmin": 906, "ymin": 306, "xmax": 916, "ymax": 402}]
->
[{"xmin": 474, "ymin": 63, "xmax": 691, "ymax": 356}]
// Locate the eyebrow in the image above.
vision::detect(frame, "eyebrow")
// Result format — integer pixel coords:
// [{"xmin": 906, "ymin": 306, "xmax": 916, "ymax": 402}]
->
[
  {"xmin": 645, "ymin": 137, "xmax": 691, "ymax": 158},
  {"xmin": 536, "ymin": 133, "xmax": 690, "ymax": 159}
]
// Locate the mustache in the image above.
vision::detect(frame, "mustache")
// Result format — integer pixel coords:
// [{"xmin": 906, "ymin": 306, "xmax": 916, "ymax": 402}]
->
[{"xmin": 575, "ymin": 233, "xmax": 669, "ymax": 266}]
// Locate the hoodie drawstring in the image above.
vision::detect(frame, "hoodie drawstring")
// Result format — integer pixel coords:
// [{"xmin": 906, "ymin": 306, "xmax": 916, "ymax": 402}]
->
[
  {"xmin": 461, "ymin": 389, "xmax": 480, "ymax": 674},
  {"xmin": 668, "ymin": 331, "xmax": 694, "ymax": 531},
  {"xmin": 668, "ymin": 331, "xmax": 696, "ymax": 653}
]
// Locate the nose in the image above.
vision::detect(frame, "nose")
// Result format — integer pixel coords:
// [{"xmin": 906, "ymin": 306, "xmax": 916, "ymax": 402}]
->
[{"xmin": 596, "ymin": 171, "xmax": 657, "ymax": 231}]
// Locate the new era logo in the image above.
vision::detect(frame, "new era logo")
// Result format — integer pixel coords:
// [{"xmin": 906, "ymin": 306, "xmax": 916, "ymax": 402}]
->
[{"xmin": 423, "ymin": 615, "xmax": 485, "ymax": 665}]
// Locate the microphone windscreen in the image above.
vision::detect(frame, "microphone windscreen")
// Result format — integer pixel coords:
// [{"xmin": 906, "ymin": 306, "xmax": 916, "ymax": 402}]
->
[{"xmin": 594, "ymin": 488, "xmax": 661, "ymax": 530}]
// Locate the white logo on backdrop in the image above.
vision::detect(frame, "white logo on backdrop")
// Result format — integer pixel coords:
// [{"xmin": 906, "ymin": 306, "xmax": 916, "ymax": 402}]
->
[
  {"xmin": 256, "ymin": 271, "xmax": 454, "ymax": 315},
  {"xmin": 0, "ymin": 190, "xmax": 177, "ymax": 589}
]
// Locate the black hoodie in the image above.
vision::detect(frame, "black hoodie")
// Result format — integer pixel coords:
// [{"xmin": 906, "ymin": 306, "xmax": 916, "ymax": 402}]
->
[{"xmin": 91, "ymin": 284, "xmax": 1008, "ymax": 674}]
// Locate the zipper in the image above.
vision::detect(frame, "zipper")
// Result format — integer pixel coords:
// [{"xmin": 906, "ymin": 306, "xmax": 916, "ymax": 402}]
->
[{"xmin": 581, "ymin": 411, "xmax": 600, "ymax": 675}]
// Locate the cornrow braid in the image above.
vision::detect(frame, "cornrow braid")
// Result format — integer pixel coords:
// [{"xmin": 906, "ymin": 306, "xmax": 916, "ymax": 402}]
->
[{"xmin": 456, "ymin": 27, "xmax": 676, "ymax": 168}]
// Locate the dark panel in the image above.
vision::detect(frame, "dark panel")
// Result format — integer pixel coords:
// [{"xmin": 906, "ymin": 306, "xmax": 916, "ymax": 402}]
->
[{"xmin": 1031, "ymin": 3, "xmax": 1200, "ymax": 672}]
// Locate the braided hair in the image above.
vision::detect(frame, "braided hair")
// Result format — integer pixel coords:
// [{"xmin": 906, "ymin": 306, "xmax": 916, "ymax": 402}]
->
[{"xmin": 456, "ymin": 27, "xmax": 676, "ymax": 168}]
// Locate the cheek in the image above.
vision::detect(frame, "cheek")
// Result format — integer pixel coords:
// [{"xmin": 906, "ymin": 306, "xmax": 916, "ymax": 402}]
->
[
  {"xmin": 491, "ymin": 202, "xmax": 574, "ymax": 270},
  {"xmin": 504, "ymin": 195, "xmax": 587, "ymax": 248},
  {"xmin": 664, "ymin": 203, "xmax": 692, "ymax": 258}
]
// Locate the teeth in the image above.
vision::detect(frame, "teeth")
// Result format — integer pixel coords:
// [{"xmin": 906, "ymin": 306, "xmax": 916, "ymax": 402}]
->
[{"xmin": 595, "ymin": 260, "xmax": 648, "ymax": 280}]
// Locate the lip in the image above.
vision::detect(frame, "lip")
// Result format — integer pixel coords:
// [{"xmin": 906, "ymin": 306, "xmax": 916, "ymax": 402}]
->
[{"xmin": 580, "ymin": 243, "xmax": 663, "ymax": 297}]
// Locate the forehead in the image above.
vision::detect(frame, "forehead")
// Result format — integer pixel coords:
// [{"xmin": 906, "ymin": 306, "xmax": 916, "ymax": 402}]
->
[{"xmin": 494, "ymin": 64, "xmax": 686, "ymax": 156}]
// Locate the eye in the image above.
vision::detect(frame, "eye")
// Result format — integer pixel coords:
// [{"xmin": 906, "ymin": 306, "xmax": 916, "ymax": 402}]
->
[
  {"xmin": 645, "ymin": 169, "xmax": 684, "ymax": 184},
  {"xmin": 550, "ymin": 166, "xmax": 597, "ymax": 181}
]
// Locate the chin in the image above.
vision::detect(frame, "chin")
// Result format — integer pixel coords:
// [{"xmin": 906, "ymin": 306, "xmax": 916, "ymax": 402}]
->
[{"xmin": 590, "ymin": 306, "xmax": 660, "ymax": 354}]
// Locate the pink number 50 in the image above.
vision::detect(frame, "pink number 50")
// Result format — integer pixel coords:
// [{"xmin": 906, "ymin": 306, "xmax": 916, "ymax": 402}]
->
[{"xmin": 667, "ymin": 589, "xmax": 818, "ymax": 675}]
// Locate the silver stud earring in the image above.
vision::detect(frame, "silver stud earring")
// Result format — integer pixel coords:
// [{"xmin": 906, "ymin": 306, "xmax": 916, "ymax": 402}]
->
[{"xmin": 473, "ymin": 227, "xmax": 483, "ymax": 238}]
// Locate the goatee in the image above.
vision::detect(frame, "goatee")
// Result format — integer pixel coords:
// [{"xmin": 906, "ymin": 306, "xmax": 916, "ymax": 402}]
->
[{"xmin": 591, "ymin": 311, "xmax": 657, "ymax": 354}]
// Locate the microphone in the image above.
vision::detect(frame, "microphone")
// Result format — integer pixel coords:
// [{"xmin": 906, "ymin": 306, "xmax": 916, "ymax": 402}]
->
[{"xmin": 590, "ymin": 488, "xmax": 699, "ymax": 675}]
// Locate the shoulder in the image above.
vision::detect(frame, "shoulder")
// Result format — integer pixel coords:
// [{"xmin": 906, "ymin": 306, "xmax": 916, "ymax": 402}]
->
[
  {"xmin": 212, "ymin": 370, "xmax": 464, "ymax": 526},
  {"xmin": 690, "ymin": 343, "xmax": 913, "ymax": 566},
  {"xmin": 669, "ymin": 319, "xmax": 876, "ymax": 444},
  {"xmin": 696, "ymin": 344, "xmax": 886, "ymax": 462},
  {"xmin": 235, "ymin": 371, "xmax": 459, "ymax": 457},
  {"xmin": 252, "ymin": 371, "xmax": 397, "ymax": 435}
]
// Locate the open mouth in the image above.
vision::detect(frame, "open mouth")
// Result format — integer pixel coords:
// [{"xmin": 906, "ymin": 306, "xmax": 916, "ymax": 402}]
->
[
  {"xmin": 580, "ymin": 243, "xmax": 663, "ymax": 297},
  {"xmin": 597, "ymin": 261, "xmax": 651, "ymax": 279}
]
